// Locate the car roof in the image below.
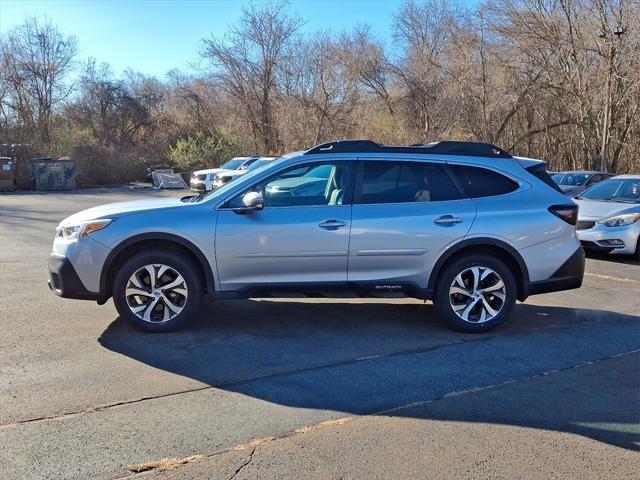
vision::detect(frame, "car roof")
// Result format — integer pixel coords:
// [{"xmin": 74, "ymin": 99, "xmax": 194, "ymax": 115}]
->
[
  {"xmin": 303, "ymin": 139, "xmax": 512, "ymax": 158},
  {"xmin": 611, "ymin": 174, "xmax": 640, "ymax": 180}
]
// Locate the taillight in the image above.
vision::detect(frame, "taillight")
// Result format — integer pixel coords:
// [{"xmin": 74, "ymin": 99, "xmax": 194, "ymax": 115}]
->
[{"xmin": 548, "ymin": 205, "xmax": 578, "ymax": 225}]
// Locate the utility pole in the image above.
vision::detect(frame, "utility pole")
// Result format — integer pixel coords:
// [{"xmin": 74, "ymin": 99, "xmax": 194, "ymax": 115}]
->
[{"xmin": 598, "ymin": 25, "xmax": 625, "ymax": 173}]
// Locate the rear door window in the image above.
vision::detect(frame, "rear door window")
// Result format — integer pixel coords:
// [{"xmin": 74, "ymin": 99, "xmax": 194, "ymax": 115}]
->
[
  {"xmin": 449, "ymin": 165, "xmax": 519, "ymax": 198},
  {"xmin": 357, "ymin": 161, "xmax": 462, "ymax": 204}
]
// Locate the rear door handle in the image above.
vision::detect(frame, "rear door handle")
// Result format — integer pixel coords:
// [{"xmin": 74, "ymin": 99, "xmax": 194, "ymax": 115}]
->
[
  {"xmin": 434, "ymin": 215, "xmax": 463, "ymax": 225},
  {"xmin": 319, "ymin": 220, "xmax": 347, "ymax": 229}
]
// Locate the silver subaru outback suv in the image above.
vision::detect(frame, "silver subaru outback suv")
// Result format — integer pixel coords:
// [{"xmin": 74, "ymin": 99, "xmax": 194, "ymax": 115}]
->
[{"xmin": 48, "ymin": 140, "xmax": 584, "ymax": 333}]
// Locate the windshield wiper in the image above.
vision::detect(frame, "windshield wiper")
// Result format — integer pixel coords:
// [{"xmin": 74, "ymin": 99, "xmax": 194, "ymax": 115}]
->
[{"xmin": 594, "ymin": 197, "xmax": 616, "ymax": 202}]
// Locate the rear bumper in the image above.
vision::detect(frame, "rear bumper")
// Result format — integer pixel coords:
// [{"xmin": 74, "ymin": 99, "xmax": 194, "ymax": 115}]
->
[
  {"xmin": 48, "ymin": 253, "xmax": 105, "ymax": 302},
  {"xmin": 528, "ymin": 247, "xmax": 585, "ymax": 296}
]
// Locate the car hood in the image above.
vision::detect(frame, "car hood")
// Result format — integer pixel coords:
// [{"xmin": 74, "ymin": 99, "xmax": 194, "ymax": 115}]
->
[
  {"xmin": 59, "ymin": 197, "xmax": 187, "ymax": 226},
  {"xmin": 575, "ymin": 199, "xmax": 640, "ymax": 220},
  {"xmin": 218, "ymin": 170, "xmax": 248, "ymax": 179},
  {"xmin": 192, "ymin": 168, "xmax": 227, "ymax": 176}
]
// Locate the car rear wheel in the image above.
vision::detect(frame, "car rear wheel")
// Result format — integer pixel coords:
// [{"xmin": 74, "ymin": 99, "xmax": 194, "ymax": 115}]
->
[
  {"xmin": 433, "ymin": 254, "xmax": 516, "ymax": 332},
  {"xmin": 112, "ymin": 250, "xmax": 202, "ymax": 332}
]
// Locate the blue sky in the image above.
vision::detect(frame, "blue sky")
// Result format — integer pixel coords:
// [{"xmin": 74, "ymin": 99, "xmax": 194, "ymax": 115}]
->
[{"xmin": 0, "ymin": 0, "xmax": 409, "ymax": 79}]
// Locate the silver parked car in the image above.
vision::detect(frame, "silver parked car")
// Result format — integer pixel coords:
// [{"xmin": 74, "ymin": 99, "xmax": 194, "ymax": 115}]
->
[
  {"xmin": 574, "ymin": 174, "xmax": 640, "ymax": 260},
  {"xmin": 48, "ymin": 140, "xmax": 584, "ymax": 333}
]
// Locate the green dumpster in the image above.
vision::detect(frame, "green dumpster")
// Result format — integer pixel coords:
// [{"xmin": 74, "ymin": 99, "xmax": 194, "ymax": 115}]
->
[{"xmin": 30, "ymin": 157, "xmax": 77, "ymax": 191}]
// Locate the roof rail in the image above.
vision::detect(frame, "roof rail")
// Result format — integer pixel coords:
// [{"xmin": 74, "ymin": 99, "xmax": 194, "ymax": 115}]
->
[{"xmin": 304, "ymin": 140, "xmax": 512, "ymax": 158}]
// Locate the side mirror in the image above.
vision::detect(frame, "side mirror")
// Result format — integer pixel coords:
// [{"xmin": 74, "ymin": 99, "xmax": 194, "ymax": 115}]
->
[{"xmin": 233, "ymin": 191, "xmax": 264, "ymax": 214}]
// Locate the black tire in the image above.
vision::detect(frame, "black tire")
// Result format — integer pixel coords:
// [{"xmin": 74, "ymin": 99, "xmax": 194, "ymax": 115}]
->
[
  {"xmin": 433, "ymin": 253, "xmax": 517, "ymax": 333},
  {"xmin": 634, "ymin": 238, "xmax": 640, "ymax": 262},
  {"xmin": 112, "ymin": 250, "xmax": 203, "ymax": 332}
]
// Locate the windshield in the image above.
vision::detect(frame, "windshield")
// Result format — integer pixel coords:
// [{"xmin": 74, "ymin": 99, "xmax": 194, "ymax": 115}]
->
[
  {"xmin": 305, "ymin": 164, "xmax": 332, "ymax": 178},
  {"xmin": 220, "ymin": 158, "xmax": 246, "ymax": 170},
  {"xmin": 578, "ymin": 178, "xmax": 640, "ymax": 203},
  {"xmin": 552, "ymin": 173, "xmax": 590, "ymax": 186},
  {"xmin": 247, "ymin": 159, "xmax": 274, "ymax": 171}
]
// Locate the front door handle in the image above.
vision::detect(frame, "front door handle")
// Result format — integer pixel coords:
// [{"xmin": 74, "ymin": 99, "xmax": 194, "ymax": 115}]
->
[
  {"xmin": 319, "ymin": 219, "xmax": 347, "ymax": 229},
  {"xmin": 434, "ymin": 215, "xmax": 463, "ymax": 225}
]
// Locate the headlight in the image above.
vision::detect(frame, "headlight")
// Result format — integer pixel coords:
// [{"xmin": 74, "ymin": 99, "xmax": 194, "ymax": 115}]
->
[
  {"xmin": 597, "ymin": 213, "xmax": 640, "ymax": 227},
  {"xmin": 57, "ymin": 219, "xmax": 112, "ymax": 240}
]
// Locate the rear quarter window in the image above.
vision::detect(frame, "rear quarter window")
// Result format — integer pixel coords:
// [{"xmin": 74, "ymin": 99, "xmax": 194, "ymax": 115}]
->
[
  {"xmin": 449, "ymin": 165, "xmax": 519, "ymax": 198},
  {"xmin": 525, "ymin": 163, "xmax": 563, "ymax": 193}
]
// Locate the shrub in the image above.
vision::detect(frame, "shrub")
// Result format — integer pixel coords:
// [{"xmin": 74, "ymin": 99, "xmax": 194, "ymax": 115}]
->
[
  {"xmin": 167, "ymin": 128, "xmax": 246, "ymax": 172},
  {"xmin": 71, "ymin": 144, "xmax": 147, "ymax": 186}
]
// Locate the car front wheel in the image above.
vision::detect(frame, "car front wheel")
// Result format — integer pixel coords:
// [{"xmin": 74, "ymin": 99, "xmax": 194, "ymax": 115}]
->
[
  {"xmin": 433, "ymin": 254, "xmax": 516, "ymax": 332},
  {"xmin": 112, "ymin": 250, "xmax": 202, "ymax": 332}
]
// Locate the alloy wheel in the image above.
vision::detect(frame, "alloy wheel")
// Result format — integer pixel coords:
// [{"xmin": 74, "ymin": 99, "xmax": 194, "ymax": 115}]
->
[
  {"xmin": 125, "ymin": 264, "xmax": 188, "ymax": 323},
  {"xmin": 449, "ymin": 266, "xmax": 506, "ymax": 324}
]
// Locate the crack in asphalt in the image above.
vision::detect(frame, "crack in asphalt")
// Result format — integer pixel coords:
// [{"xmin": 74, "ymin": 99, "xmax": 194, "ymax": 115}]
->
[
  {"xmin": 1, "ymin": 314, "xmax": 637, "ymax": 429},
  {"xmin": 110, "ymin": 348, "xmax": 640, "ymax": 479},
  {"xmin": 227, "ymin": 447, "xmax": 256, "ymax": 480}
]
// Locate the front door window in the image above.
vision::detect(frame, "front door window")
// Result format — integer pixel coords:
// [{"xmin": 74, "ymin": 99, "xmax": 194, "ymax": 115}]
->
[{"xmin": 227, "ymin": 162, "xmax": 352, "ymax": 208}]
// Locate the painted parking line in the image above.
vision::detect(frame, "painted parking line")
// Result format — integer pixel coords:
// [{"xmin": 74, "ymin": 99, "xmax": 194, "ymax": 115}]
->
[{"xmin": 584, "ymin": 272, "xmax": 638, "ymax": 283}]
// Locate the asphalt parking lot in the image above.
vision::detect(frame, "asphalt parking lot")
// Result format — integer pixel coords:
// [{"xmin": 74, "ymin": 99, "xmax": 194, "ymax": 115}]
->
[{"xmin": 1, "ymin": 188, "xmax": 639, "ymax": 480}]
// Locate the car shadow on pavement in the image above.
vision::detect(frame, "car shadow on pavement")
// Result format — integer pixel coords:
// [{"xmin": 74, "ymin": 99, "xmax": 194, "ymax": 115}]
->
[{"xmin": 98, "ymin": 300, "xmax": 640, "ymax": 451}]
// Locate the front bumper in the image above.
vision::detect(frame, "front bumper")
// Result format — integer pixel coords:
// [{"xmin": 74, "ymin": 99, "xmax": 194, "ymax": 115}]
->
[
  {"xmin": 189, "ymin": 181, "xmax": 209, "ymax": 192},
  {"xmin": 576, "ymin": 222, "xmax": 639, "ymax": 255},
  {"xmin": 528, "ymin": 247, "xmax": 585, "ymax": 296},
  {"xmin": 48, "ymin": 253, "xmax": 105, "ymax": 302}
]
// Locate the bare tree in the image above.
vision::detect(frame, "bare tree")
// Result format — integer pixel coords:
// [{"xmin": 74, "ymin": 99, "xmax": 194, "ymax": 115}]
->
[
  {"xmin": 0, "ymin": 17, "xmax": 77, "ymax": 144},
  {"xmin": 201, "ymin": 1, "xmax": 303, "ymax": 153},
  {"xmin": 391, "ymin": 0, "xmax": 459, "ymax": 141},
  {"xmin": 3, "ymin": 1, "xmax": 640, "ymax": 187},
  {"xmin": 69, "ymin": 60, "xmax": 150, "ymax": 149}
]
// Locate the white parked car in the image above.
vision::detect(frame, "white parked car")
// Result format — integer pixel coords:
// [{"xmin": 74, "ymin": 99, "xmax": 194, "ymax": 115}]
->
[
  {"xmin": 190, "ymin": 157, "xmax": 259, "ymax": 192},
  {"xmin": 212, "ymin": 157, "xmax": 277, "ymax": 189},
  {"xmin": 574, "ymin": 174, "xmax": 640, "ymax": 260}
]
